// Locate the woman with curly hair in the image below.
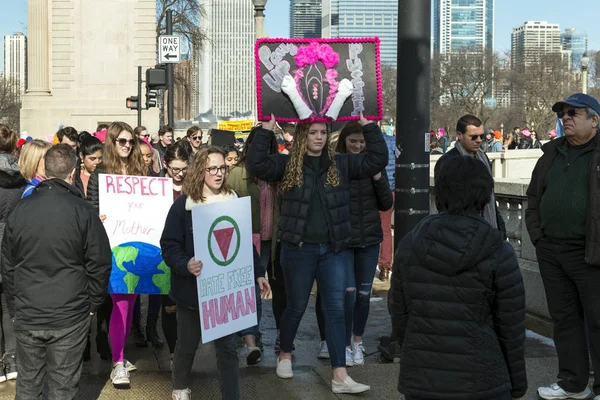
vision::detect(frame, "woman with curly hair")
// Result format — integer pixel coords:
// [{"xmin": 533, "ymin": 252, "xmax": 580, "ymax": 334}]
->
[
  {"xmin": 246, "ymin": 113, "xmax": 388, "ymax": 394},
  {"xmin": 86, "ymin": 121, "xmax": 147, "ymax": 388}
]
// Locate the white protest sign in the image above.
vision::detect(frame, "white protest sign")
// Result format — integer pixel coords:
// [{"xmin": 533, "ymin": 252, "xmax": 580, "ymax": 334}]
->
[
  {"xmin": 192, "ymin": 196, "xmax": 256, "ymax": 343},
  {"xmin": 99, "ymin": 174, "xmax": 174, "ymax": 294},
  {"xmin": 159, "ymin": 35, "xmax": 180, "ymax": 63}
]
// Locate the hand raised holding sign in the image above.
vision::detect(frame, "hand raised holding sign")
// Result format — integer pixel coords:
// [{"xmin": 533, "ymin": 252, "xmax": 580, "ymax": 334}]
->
[
  {"xmin": 261, "ymin": 114, "xmax": 276, "ymax": 131},
  {"xmin": 188, "ymin": 257, "xmax": 203, "ymax": 276}
]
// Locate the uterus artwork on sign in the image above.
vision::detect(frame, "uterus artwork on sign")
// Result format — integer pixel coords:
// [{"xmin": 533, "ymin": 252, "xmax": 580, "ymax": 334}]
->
[
  {"xmin": 192, "ymin": 197, "xmax": 256, "ymax": 343},
  {"xmin": 99, "ymin": 174, "xmax": 174, "ymax": 295},
  {"xmin": 255, "ymin": 37, "xmax": 383, "ymax": 123}
]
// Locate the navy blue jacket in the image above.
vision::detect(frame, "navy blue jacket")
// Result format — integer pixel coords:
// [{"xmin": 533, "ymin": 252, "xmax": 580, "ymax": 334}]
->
[{"xmin": 160, "ymin": 194, "xmax": 264, "ymax": 310}]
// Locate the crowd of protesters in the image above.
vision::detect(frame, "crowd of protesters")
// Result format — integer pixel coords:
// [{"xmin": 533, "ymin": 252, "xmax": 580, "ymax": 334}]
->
[{"xmin": 1, "ymin": 91, "xmax": 598, "ymax": 400}]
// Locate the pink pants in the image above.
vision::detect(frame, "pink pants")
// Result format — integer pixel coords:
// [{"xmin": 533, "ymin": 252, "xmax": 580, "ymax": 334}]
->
[
  {"xmin": 378, "ymin": 192, "xmax": 394, "ymax": 270},
  {"xmin": 109, "ymin": 293, "xmax": 137, "ymax": 363}
]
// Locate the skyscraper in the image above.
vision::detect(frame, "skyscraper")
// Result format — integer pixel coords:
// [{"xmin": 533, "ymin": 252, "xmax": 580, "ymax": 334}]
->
[
  {"xmin": 433, "ymin": 0, "xmax": 494, "ymax": 54},
  {"xmin": 561, "ymin": 28, "xmax": 588, "ymax": 70},
  {"xmin": 197, "ymin": 0, "xmax": 255, "ymax": 119},
  {"xmin": 511, "ymin": 21, "xmax": 562, "ymax": 68},
  {"xmin": 290, "ymin": 0, "xmax": 322, "ymax": 38},
  {"xmin": 3, "ymin": 32, "xmax": 27, "ymax": 98},
  {"xmin": 322, "ymin": 0, "xmax": 398, "ymax": 66}
]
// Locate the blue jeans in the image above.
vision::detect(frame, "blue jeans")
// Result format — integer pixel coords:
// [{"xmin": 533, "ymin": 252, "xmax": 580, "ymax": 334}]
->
[
  {"xmin": 316, "ymin": 244, "xmax": 380, "ymax": 345},
  {"xmin": 346, "ymin": 243, "xmax": 380, "ymax": 341},
  {"xmin": 280, "ymin": 243, "xmax": 350, "ymax": 369}
]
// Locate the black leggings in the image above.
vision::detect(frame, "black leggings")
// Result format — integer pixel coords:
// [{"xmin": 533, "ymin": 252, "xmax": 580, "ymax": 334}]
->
[
  {"xmin": 268, "ymin": 243, "xmax": 286, "ymax": 330},
  {"xmin": 162, "ymin": 296, "xmax": 177, "ymax": 354}
]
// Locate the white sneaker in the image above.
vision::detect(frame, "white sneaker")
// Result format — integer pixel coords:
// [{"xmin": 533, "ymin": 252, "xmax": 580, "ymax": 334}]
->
[
  {"xmin": 110, "ymin": 363, "xmax": 130, "ymax": 388},
  {"xmin": 331, "ymin": 376, "xmax": 370, "ymax": 394},
  {"xmin": 537, "ymin": 383, "xmax": 592, "ymax": 399},
  {"xmin": 345, "ymin": 347, "xmax": 354, "ymax": 367},
  {"xmin": 351, "ymin": 341, "xmax": 365, "ymax": 365},
  {"xmin": 276, "ymin": 357, "xmax": 293, "ymax": 379},
  {"xmin": 172, "ymin": 388, "xmax": 191, "ymax": 400},
  {"xmin": 123, "ymin": 359, "xmax": 137, "ymax": 372},
  {"xmin": 246, "ymin": 346, "xmax": 262, "ymax": 365},
  {"xmin": 318, "ymin": 341, "xmax": 330, "ymax": 359}
]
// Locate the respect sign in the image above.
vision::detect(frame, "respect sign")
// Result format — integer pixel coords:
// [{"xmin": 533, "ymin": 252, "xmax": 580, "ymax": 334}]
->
[
  {"xmin": 99, "ymin": 174, "xmax": 174, "ymax": 295},
  {"xmin": 192, "ymin": 197, "xmax": 256, "ymax": 343}
]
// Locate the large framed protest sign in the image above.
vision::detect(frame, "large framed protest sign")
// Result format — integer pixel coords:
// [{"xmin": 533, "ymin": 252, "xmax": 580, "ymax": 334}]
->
[
  {"xmin": 99, "ymin": 174, "xmax": 173, "ymax": 295},
  {"xmin": 255, "ymin": 37, "xmax": 383, "ymax": 123},
  {"xmin": 192, "ymin": 197, "xmax": 256, "ymax": 343}
]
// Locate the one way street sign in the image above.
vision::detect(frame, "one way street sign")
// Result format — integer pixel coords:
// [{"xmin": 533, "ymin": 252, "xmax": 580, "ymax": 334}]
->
[{"xmin": 159, "ymin": 35, "xmax": 180, "ymax": 64}]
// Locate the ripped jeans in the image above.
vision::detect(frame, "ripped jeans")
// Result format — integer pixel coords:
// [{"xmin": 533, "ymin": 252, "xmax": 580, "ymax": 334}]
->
[{"xmin": 316, "ymin": 243, "xmax": 380, "ymax": 346}]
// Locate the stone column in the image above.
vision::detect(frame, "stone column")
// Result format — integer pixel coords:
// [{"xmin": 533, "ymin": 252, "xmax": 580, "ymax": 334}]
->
[{"xmin": 27, "ymin": 0, "xmax": 50, "ymax": 94}]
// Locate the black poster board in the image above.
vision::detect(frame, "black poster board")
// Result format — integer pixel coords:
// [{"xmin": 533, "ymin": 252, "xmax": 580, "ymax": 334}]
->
[
  {"xmin": 209, "ymin": 129, "xmax": 235, "ymax": 146},
  {"xmin": 255, "ymin": 38, "xmax": 383, "ymax": 123}
]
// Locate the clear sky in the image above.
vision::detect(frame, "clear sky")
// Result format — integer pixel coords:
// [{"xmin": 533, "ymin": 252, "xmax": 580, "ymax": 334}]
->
[{"xmin": 1, "ymin": 0, "xmax": 598, "ymax": 71}]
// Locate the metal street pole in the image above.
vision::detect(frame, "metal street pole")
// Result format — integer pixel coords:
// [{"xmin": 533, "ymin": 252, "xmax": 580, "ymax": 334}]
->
[
  {"xmin": 581, "ymin": 51, "xmax": 590, "ymax": 94},
  {"xmin": 394, "ymin": 0, "xmax": 431, "ymax": 248},
  {"xmin": 137, "ymin": 66, "xmax": 142, "ymax": 127},
  {"xmin": 167, "ymin": 10, "xmax": 174, "ymax": 126}
]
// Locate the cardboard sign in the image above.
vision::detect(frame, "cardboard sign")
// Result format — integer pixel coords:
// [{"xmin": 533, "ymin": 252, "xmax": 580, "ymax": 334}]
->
[
  {"xmin": 255, "ymin": 37, "xmax": 383, "ymax": 123},
  {"xmin": 192, "ymin": 197, "xmax": 256, "ymax": 343},
  {"xmin": 99, "ymin": 174, "xmax": 174, "ymax": 294}
]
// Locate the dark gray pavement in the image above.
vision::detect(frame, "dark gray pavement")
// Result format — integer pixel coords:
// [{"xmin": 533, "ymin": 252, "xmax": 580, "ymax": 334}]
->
[{"xmin": 0, "ymin": 280, "xmax": 564, "ymax": 399}]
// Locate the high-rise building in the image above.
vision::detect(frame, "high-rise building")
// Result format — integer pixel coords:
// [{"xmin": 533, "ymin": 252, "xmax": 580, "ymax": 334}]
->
[
  {"xmin": 290, "ymin": 0, "xmax": 322, "ymax": 38},
  {"xmin": 511, "ymin": 21, "xmax": 562, "ymax": 68},
  {"xmin": 3, "ymin": 32, "xmax": 27, "ymax": 98},
  {"xmin": 197, "ymin": 0, "xmax": 255, "ymax": 119},
  {"xmin": 322, "ymin": 0, "xmax": 398, "ymax": 66},
  {"xmin": 433, "ymin": 0, "xmax": 494, "ymax": 54},
  {"xmin": 561, "ymin": 28, "xmax": 588, "ymax": 70}
]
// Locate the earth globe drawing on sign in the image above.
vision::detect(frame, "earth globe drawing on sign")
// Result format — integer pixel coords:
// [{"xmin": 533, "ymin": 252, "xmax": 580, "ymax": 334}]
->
[{"xmin": 109, "ymin": 242, "xmax": 171, "ymax": 294}]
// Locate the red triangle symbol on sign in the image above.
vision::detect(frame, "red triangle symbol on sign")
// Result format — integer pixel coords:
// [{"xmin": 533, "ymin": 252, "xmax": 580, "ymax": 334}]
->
[{"xmin": 213, "ymin": 227, "xmax": 235, "ymax": 260}]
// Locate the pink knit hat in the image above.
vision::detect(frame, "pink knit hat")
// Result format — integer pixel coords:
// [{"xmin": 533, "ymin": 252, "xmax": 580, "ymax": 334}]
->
[
  {"xmin": 548, "ymin": 129, "xmax": 557, "ymax": 138},
  {"xmin": 521, "ymin": 129, "xmax": 531, "ymax": 137}
]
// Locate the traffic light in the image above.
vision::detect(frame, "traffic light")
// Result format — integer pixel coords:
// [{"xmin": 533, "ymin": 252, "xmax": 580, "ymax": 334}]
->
[
  {"xmin": 146, "ymin": 65, "xmax": 167, "ymax": 90},
  {"xmin": 146, "ymin": 90, "xmax": 158, "ymax": 109},
  {"xmin": 145, "ymin": 64, "xmax": 167, "ymax": 109},
  {"xmin": 126, "ymin": 96, "xmax": 139, "ymax": 110}
]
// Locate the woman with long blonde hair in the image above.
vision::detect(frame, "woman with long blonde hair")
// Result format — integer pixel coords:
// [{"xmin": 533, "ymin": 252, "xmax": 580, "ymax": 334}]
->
[
  {"xmin": 161, "ymin": 146, "xmax": 269, "ymax": 399},
  {"xmin": 19, "ymin": 140, "xmax": 52, "ymax": 198},
  {"xmin": 246, "ymin": 113, "xmax": 388, "ymax": 394},
  {"xmin": 87, "ymin": 121, "xmax": 147, "ymax": 388}
]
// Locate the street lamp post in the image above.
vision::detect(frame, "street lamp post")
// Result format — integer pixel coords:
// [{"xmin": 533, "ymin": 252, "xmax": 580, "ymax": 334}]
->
[
  {"xmin": 581, "ymin": 50, "xmax": 590, "ymax": 94},
  {"xmin": 252, "ymin": 0, "xmax": 268, "ymax": 41},
  {"xmin": 501, "ymin": 122, "xmax": 504, "ymax": 136}
]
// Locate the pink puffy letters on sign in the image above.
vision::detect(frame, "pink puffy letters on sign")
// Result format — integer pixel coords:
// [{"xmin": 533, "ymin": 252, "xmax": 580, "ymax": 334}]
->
[{"xmin": 255, "ymin": 37, "xmax": 383, "ymax": 123}]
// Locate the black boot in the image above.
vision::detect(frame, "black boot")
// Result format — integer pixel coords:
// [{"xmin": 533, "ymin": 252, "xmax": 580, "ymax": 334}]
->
[
  {"xmin": 132, "ymin": 323, "xmax": 148, "ymax": 347},
  {"xmin": 146, "ymin": 321, "xmax": 164, "ymax": 348}
]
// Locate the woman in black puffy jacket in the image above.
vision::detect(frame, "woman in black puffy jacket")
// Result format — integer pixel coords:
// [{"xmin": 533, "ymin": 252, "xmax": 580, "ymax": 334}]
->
[
  {"xmin": 315, "ymin": 122, "xmax": 392, "ymax": 366},
  {"xmin": 391, "ymin": 155, "xmax": 527, "ymax": 400}
]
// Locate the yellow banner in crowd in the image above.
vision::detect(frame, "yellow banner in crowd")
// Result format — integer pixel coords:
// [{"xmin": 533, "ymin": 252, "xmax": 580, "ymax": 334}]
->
[{"xmin": 217, "ymin": 120, "xmax": 254, "ymax": 132}]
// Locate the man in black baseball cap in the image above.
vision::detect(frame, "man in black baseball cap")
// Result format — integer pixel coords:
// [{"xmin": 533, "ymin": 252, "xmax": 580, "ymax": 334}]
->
[{"xmin": 527, "ymin": 92, "xmax": 600, "ymax": 399}]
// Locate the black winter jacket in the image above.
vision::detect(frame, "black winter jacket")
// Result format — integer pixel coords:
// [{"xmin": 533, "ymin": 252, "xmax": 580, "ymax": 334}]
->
[
  {"xmin": 246, "ymin": 123, "xmax": 389, "ymax": 253},
  {"xmin": 391, "ymin": 214, "xmax": 527, "ymax": 400},
  {"xmin": 86, "ymin": 168, "xmax": 103, "ymax": 212},
  {"xmin": 435, "ymin": 147, "xmax": 507, "ymax": 239},
  {"xmin": 518, "ymin": 136, "xmax": 533, "ymax": 149},
  {"xmin": 160, "ymin": 194, "xmax": 264, "ymax": 310},
  {"xmin": 0, "ymin": 154, "xmax": 26, "ymax": 283},
  {"xmin": 1, "ymin": 179, "xmax": 112, "ymax": 330},
  {"xmin": 348, "ymin": 172, "xmax": 393, "ymax": 247}
]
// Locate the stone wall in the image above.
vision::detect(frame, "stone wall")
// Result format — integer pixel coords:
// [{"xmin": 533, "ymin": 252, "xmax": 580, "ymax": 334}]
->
[{"xmin": 428, "ymin": 177, "xmax": 552, "ymax": 336}]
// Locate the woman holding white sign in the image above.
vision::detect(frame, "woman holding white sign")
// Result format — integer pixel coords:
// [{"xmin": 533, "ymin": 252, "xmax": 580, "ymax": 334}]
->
[
  {"xmin": 161, "ymin": 146, "xmax": 270, "ymax": 400},
  {"xmin": 87, "ymin": 121, "xmax": 148, "ymax": 388},
  {"xmin": 246, "ymin": 113, "xmax": 388, "ymax": 394}
]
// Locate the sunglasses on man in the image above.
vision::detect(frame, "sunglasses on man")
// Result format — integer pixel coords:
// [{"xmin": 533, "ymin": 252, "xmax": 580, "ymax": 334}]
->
[
  {"xmin": 556, "ymin": 109, "xmax": 581, "ymax": 119},
  {"xmin": 466, "ymin": 134, "xmax": 486, "ymax": 141}
]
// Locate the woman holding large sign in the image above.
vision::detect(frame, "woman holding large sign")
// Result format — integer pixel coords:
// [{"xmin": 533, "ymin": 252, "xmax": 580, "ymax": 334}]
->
[
  {"xmin": 160, "ymin": 146, "xmax": 240, "ymax": 400},
  {"xmin": 246, "ymin": 113, "xmax": 388, "ymax": 394},
  {"xmin": 87, "ymin": 122, "xmax": 148, "ymax": 388}
]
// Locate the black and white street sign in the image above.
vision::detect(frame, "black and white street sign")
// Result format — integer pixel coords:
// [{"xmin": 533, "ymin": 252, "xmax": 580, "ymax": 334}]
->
[{"xmin": 159, "ymin": 35, "xmax": 180, "ymax": 63}]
